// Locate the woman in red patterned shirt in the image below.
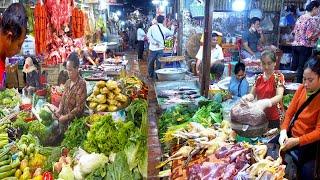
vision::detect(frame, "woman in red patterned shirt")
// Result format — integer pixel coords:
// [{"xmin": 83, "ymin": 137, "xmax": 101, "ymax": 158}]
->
[
  {"xmin": 291, "ymin": 1, "xmax": 320, "ymax": 83},
  {"xmin": 242, "ymin": 50, "xmax": 285, "ymax": 128}
]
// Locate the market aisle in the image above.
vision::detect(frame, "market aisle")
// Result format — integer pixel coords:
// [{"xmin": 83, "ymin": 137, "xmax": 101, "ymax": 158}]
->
[{"xmin": 125, "ymin": 52, "xmax": 161, "ymax": 179}]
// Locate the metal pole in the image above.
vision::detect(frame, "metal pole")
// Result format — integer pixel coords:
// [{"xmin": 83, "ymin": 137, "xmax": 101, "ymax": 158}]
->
[
  {"xmin": 200, "ymin": 0, "xmax": 214, "ymax": 97},
  {"xmin": 177, "ymin": 0, "xmax": 183, "ymax": 55}
]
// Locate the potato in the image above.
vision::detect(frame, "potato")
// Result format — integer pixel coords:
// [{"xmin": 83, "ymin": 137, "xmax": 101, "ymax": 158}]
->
[
  {"xmin": 93, "ymin": 86, "xmax": 100, "ymax": 95},
  {"xmin": 107, "ymin": 99, "xmax": 117, "ymax": 105},
  {"xmin": 87, "ymin": 94, "xmax": 95, "ymax": 101},
  {"xmin": 107, "ymin": 105, "xmax": 118, "ymax": 112},
  {"xmin": 89, "ymin": 102, "xmax": 98, "ymax": 109},
  {"xmin": 100, "ymin": 87, "xmax": 109, "ymax": 94},
  {"xmin": 113, "ymin": 88, "xmax": 121, "ymax": 95},
  {"xmin": 106, "ymin": 80, "xmax": 118, "ymax": 90},
  {"xmin": 107, "ymin": 92, "xmax": 115, "ymax": 99},
  {"xmin": 116, "ymin": 102, "xmax": 122, "ymax": 108},
  {"xmin": 96, "ymin": 81, "xmax": 106, "ymax": 88},
  {"xmin": 96, "ymin": 104, "xmax": 108, "ymax": 112},
  {"xmin": 115, "ymin": 94, "xmax": 128, "ymax": 103},
  {"xmin": 96, "ymin": 94, "xmax": 107, "ymax": 104}
]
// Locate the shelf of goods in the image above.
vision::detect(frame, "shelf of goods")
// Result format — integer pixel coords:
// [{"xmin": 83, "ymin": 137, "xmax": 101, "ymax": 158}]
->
[{"xmin": 0, "ymin": 76, "xmax": 148, "ymax": 179}]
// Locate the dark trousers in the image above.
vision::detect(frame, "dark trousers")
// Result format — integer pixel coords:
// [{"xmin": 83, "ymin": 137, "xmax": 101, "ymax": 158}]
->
[
  {"xmin": 147, "ymin": 50, "xmax": 163, "ymax": 78},
  {"xmin": 137, "ymin": 40, "xmax": 144, "ymax": 60},
  {"xmin": 291, "ymin": 46, "xmax": 313, "ymax": 83}
]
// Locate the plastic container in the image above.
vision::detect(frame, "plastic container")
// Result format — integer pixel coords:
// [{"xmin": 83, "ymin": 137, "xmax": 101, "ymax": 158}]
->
[{"xmin": 155, "ymin": 68, "xmax": 187, "ymax": 81}]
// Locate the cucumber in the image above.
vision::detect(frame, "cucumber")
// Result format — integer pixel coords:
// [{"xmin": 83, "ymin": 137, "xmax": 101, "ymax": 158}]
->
[
  {"xmin": 3, "ymin": 177, "xmax": 18, "ymax": 180},
  {"xmin": 0, "ymin": 164, "xmax": 13, "ymax": 173},
  {"xmin": 0, "ymin": 159, "xmax": 11, "ymax": 166},
  {"xmin": 10, "ymin": 159, "xmax": 20, "ymax": 169},
  {"xmin": 0, "ymin": 169, "xmax": 16, "ymax": 179},
  {"xmin": 0, "ymin": 148, "xmax": 9, "ymax": 159},
  {"xmin": 0, "ymin": 155, "xmax": 9, "ymax": 161}
]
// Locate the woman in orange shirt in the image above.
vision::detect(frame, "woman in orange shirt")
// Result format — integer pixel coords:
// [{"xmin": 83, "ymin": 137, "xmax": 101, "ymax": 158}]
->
[{"xmin": 279, "ymin": 55, "xmax": 320, "ymax": 179}]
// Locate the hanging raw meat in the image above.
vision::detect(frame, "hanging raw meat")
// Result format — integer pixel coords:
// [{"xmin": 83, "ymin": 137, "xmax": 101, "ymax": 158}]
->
[
  {"xmin": 72, "ymin": 7, "xmax": 85, "ymax": 38},
  {"xmin": 34, "ymin": 2, "xmax": 47, "ymax": 55}
]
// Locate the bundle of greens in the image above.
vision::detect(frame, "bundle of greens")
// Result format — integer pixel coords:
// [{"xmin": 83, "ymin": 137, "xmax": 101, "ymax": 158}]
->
[
  {"xmin": 83, "ymin": 115, "xmax": 137, "ymax": 156},
  {"xmin": 124, "ymin": 99, "xmax": 148, "ymax": 178},
  {"xmin": 192, "ymin": 100, "xmax": 222, "ymax": 126},
  {"xmin": 61, "ymin": 117, "xmax": 89, "ymax": 149},
  {"xmin": 159, "ymin": 104, "xmax": 196, "ymax": 139},
  {"xmin": 126, "ymin": 99, "xmax": 148, "ymax": 128}
]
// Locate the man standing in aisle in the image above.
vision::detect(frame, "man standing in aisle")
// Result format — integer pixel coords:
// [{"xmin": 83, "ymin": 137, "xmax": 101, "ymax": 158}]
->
[
  {"xmin": 147, "ymin": 15, "xmax": 175, "ymax": 79},
  {"xmin": 136, "ymin": 23, "xmax": 146, "ymax": 61},
  {"xmin": 241, "ymin": 17, "xmax": 265, "ymax": 59},
  {"xmin": 0, "ymin": 3, "xmax": 28, "ymax": 89}
]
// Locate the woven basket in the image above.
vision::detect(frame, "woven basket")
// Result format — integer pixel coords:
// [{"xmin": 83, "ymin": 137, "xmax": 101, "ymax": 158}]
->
[{"xmin": 159, "ymin": 56, "xmax": 185, "ymax": 63}]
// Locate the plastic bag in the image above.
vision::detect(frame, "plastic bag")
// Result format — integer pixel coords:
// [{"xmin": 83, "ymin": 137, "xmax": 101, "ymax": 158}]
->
[
  {"xmin": 231, "ymin": 101, "xmax": 267, "ymax": 126},
  {"xmin": 261, "ymin": 15, "xmax": 274, "ymax": 31}
]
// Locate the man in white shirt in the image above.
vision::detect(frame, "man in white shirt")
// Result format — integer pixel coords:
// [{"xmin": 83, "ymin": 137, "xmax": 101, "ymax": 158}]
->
[
  {"xmin": 147, "ymin": 15, "xmax": 175, "ymax": 79},
  {"xmin": 196, "ymin": 32, "xmax": 224, "ymax": 80},
  {"xmin": 136, "ymin": 23, "xmax": 146, "ymax": 61}
]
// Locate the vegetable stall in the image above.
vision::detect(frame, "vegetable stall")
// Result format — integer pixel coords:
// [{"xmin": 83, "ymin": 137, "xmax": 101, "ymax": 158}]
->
[
  {"xmin": 0, "ymin": 76, "xmax": 148, "ymax": 180},
  {"xmin": 156, "ymin": 95, "xmax": 294, "ymax": 179}
]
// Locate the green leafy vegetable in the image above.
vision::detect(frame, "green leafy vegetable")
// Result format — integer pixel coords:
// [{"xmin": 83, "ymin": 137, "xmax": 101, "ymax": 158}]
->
[
  {"xmin": 28, "ymin": 121, "xmax": 47, "ymax": 140},
  {"xmin": 13, "ymin": 112, "xmax": 30, "ymax": 134},
  {"xmin": 159, "ymin": 104, "xmax": 196, "ymax": 139},
  {"xmin": 283, "ymin": 94, "xmax": 294, "ymax": 109},
  {"xmin": 83, "ymin": 115, "xmax": 137, "ymax": 156},
  {"xmin": 126, "ymin": 99, "xmax": 148, "ymax": 128},
  {"xmin": 192, "ymin": 100, "xmax": 222, "ymax": 127},
  {"xmin": 39, "ymin": 109, "xmax": 53, "ymax": 126},
  {"xmin": 106, "ymin": 151, "xmax": 134, "ymax": 180},
  {"xmin": 61, "ymin": 117, "xmax": 88, "ymax": 149}
]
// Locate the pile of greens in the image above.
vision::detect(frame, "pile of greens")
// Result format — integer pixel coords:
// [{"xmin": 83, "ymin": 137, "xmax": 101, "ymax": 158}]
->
[
  {"xmin": 83, "ymin": 115, "xmax": 137, "ymax": 156},
  {"xmin": 61, "ymin": 117, "xmax": 89, "ymax": 149},
  {"xmin": 0, "ymin": 89, "xmax": 20, "ymax": 108},
  {"xmin": 192, "ymin": 100, "xmax": 223, "ymax": 126},
  {"xmin": 283, "ymin": 94, "xmax": 294, "ymax": 109},
  {"xmin": 159, "ymin": 104, "xmax": 196, "ymax": 139},
  {"xmin": 126, "ymin": 99, "xmax": 148, "ymax": 128}
]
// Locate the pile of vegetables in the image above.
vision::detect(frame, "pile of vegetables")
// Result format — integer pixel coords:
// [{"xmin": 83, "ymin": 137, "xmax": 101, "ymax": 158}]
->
[
  {"xmin": 159, "ymin": 100, "xmax": 223, "ymax": 141},
  {"xmin": 0, "ymin": 77, "xmax": 148, "ymax": 180},
  {"xmin": 83, "ymin": 115, "xmax": 137, "ymax": 156},
  {"xmin": 61, "ymin": 117, "xmax": 89, "ymax": 149},
  {"xmin": 159, "ymin": 104, "xmax": 196, "ymax": 140},
  {"xmin": 119, "ymin": 76, "xmax": 148, "ymax": 100},
  {"xmin": 87, "ymin": 80, "xmax": 129, "ymax": 112},
  {"xmin": 192, "ymin": 100, "xmax": 223, "ymax": 126},
  {"xmin": 0, "ymin": 89, "xmax": 20, "ymax": 108}
]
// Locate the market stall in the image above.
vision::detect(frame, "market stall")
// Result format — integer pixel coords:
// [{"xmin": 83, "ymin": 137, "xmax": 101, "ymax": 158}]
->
[{"xmin": 0, "ymin": 75, "xmax": 148, "ymax": 179}]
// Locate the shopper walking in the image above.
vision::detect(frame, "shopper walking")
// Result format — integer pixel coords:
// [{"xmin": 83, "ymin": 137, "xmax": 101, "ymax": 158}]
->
[
  {"xmin": 146, "ymin": 15, "xmax": 175, "ymax": 79},
  {"xmin": 291, "ymin": 1, "xmax": 320, "ymax": 83},
  {"xmin": 137, "ymin": 23, "xmax": 146, "ymax": 61},
  {"xmin": 0, "ymin": 3, "xmax": 28, "ymax": 89}
]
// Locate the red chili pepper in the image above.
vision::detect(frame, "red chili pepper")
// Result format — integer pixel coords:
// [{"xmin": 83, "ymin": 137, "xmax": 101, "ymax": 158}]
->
[{"xmin": 43, "ymin": 172, "xmax": 54, "ymax": 180}]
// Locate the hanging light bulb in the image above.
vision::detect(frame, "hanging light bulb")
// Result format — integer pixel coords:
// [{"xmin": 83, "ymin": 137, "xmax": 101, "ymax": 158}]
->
[{"xmin": 232, "ymin": 0, "xmax": 246, "ymax": 11}]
